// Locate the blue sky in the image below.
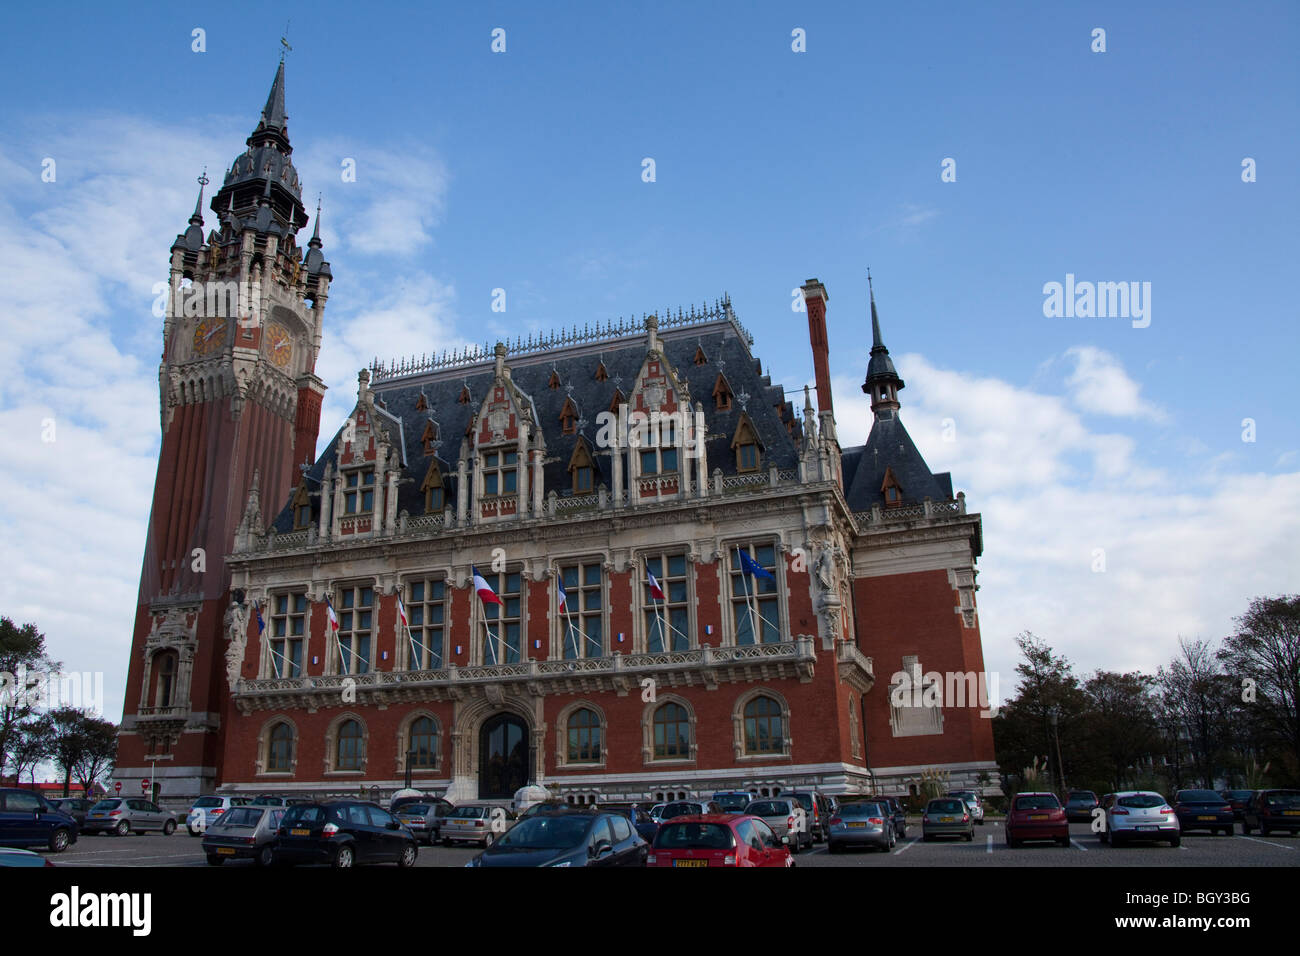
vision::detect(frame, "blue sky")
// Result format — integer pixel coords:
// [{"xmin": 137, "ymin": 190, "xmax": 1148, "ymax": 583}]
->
[{"xmin": 1, "ymin": 1, "xmax": 1297, "ymax": 721}]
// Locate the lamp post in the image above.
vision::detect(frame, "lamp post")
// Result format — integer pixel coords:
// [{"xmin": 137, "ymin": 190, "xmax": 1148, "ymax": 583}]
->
[
  {"xmin": 1049, "ymin": 707, "xmax": 1066, "ymax": 796},
  {"xmin": 405, "ymin": 750, "xmax": 417, "ymax": 791}
]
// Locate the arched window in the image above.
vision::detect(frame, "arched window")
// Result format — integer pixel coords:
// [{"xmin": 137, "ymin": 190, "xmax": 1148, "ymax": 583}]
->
[
  {"xmin": 153, "ymin": 651, "xmax": 178, "ymax": 708},
  {"xmin": 337, "ymin": 719, "xmax": 364, "ymax": 771},
  {"xmin": 268, "ymin": 722, "xmax": 295, "ymax": 772},
  {"xmin": 407, "ymin": 716, "xmax": 438, "ymax": 769},
  {"xmin": 743, "ymin": 695, "xmax": 785, "ymax": 754},
  {"xmin": 653, "ymin": 702, "xmax": 691, "ymax": 759},
  {"xmin": 567, "ymin": 708, "xmax": 602, "ymax": 763}
]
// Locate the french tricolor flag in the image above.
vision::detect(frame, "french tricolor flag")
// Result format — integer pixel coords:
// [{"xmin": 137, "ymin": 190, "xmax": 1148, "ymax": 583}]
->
[
  {"xmin": 556, "ymin": 577, "xmax": 568, "ymax": 611},
  {"xmin": 647, "ymin": 569, "xmax": 665, "ymax": 601},
  {"xmin": 397, "ymin": 594, "xmax": 409, "ymax": 629},
  {"xmin": 325, "ymin": 595, "xmax": 340, "ymax": 632},
  {"xmin": 472, "ymin": 566, "xmax": 503, "ymax": 606}
]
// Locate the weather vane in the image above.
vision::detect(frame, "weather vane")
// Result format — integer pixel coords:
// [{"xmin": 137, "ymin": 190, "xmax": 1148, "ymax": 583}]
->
[
  {"xmin": 197, "ymin": 167, "xmax": 210, "ymax": 189},
  {"xmin": 280, "ymin": 20, "xmax": 293, "ymax": 61}
]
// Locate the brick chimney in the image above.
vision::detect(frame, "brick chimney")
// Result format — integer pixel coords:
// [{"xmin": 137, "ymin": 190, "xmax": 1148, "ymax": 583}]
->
[{"xmin": 801, "ymin": 278, "xmax": 832, "ymax": 415}]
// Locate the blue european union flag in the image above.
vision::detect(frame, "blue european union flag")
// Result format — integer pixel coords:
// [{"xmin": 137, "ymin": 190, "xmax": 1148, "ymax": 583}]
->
[
  {"xmin": 737, "ymin": 548, "xmax": 774, "ymax": 580},
  {"xmin": 255, "ymin": 604, "xmax": 265, "ymax": 634}
]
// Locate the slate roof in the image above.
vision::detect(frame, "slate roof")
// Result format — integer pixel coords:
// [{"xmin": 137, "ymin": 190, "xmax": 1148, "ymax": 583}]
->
[
  {"xmin": 842, "ymin": 414, "xmax": 953, "ymax": 512},
  {"xmin": 269, "ymin": 317, "xmax": 803, "ymax": 532}
]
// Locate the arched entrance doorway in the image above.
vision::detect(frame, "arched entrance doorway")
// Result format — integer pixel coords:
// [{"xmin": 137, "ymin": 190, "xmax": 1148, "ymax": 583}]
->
[{"xmin": 479, "ymin": 713, "xmax": 530, "ymax": 799}]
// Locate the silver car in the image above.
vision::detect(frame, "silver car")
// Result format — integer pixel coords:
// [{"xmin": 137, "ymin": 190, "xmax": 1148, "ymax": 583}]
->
[
  {"xmin": 828, "ymin": 800, "xmax": 895, "ymax": 853},
  {"xmin": 742, "ymin": 798, "xmax": 811, "ymax": 852},
  {"xmin": 946, "ymin": 790, "xmax": 985, "ymax": 825},
  {"xmin": 1102, "ymin": 791, "xmax": 1180, "ymax": 847},
  {"xmin": 83, "ymin": 798, "xmax": 178, "ymax": 836},
  {"xmin": 201, "ymin": 805, "xmax": 286, "ymax": 866},
  {"xmin": 440, "ymin": 802, "xmax": 514, "ymax": 847}
]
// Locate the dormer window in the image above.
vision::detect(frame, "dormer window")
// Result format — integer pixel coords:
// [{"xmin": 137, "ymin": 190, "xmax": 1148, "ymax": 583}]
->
[
  {"xmin": 881, "ymin": 466, "xmax": 903, "ymax": 507},
  {"xmin": 458, "ymin": 385, "xmax": 471, "ymax": 405},
  {"xmin": 548, "ymin": 369, "xmax": 562, "ymax": 390},
  {"xmin": 291, "ymin": 479, "xmax": 312, "ymax": 530},
  {"xmin": 693, "ymin": 345, "xmax": 708, "ymax": 366},
  {"xmin": 420, "ymin": 460, "xmax": 445, "ymax": 513},
  {"xmin": 343, "ymin": 468, "xmax": 375, "ymax": 514},
  {"xmin": 568, "ymin": 437, "xmax": 596, "ymax": 494},
  {"xmin": 639, "ymin": 418, "xmax": 679, "ymax": 476},
  {"xmin": 559, "ymin": 396, "xmax": 579, "ymax": 435},
  {"xmin": 594, "ymin": 361, "xmax": 609, "ymax": 382},
  {"xmin": 482, "ymin": 450, "xmax": 518, "ymax": 497},
  {"xmin": 415, "ymin": 392, "xmax": 428, "ymax": 411},
  {"xmin": 730, "ymin": 413, "xmax": 763, "ymax": 473},
  {"xmin": 608, "ymin": 388, "xmax": 626, "ymax": 414},
  {"xmin": 420, "ymin": 419, "xmax": 439, "ymax": 455},
  {"xmin": 713, "ymin": 373, "xmax": 733, "ymax": 411}
]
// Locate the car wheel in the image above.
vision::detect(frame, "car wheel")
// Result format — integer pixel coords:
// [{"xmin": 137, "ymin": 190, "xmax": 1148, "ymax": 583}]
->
[
  {"xmin": 333, "ymin": 845, "xmax": 355, "ymax": 868},
  {"xmin": 964, "ymin": 832, "xmax": 973, "ymax": 842},
  {"xmin": 1057, "ymin": 835, "xmax": 1070, "ymax": 847},
  {"xmin": 188, "ymin": 826, "xmax": 201, "ymax": 837},
  {"xmin": 398, "ymin": 844, "xmax": 417, "ymax": 868},
  {"xmin": 789, "ymin": 838, "xmax": 800, "ymax": 855},
  {"xmin": 206, "ymin": 854, "xmax": 224, "ymax": 866},
  {"xmin": 1242, "ymin": 821, "xmax": 1252, "ymax": 834},
  {"xmin": 1169, "ymin": 834, "xmax": 1181, "ymax": 848},
  {"xmin": 923, "ymin": 834, "xmax": 934, "ymax": 843},
  {"xmin": 257, "ymin": 844, "xmax": 274, "ymax": 867},
  {"xmin": 163, "ymin": 820, "xmax": 176, "ymax": 836},
  {"xmin": 49, "ymin": 828, "xmax": 70, "ymax": 853},
  {"xmin": 483, "ymin": 832, "xmax": 496, "ymax": 849},
  {"xmin": 1112, "ymin": 833, "xmax": 1126, "ymax": 847},
  {"xmin": 827, "ymin": 842, "xmax": 840, "ymax": 854},
  {"xmin": 1260, "ymin": 825, "xmax": 1270, "ymax": 837},
  {"xmin": 115, "ymin": 820, "xmax": 130, "ymax": 837},
  {"xmin": 442, "ymin": 837, "xmax": 452, "ymax": 847}
]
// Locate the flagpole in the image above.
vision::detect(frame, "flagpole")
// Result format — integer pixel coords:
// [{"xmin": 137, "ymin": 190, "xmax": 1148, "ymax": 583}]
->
[{"xmin": 737, "ymin": 547, "xmax": 758, "ymax": 644}]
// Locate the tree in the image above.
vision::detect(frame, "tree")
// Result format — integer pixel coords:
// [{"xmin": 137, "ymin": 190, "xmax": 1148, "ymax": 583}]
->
[
  {"xmin": 8, "ymin": 715, "xmax": 54, "ymax": 787},
  {"xmin": 1158, "ymin": 638, "xmax": 1235, "ymax": 789},
  {"xmin": 0, "ymin": 617, "xmax": 59, "ymax": 778},
  {"xmin": 1082, "ymin": 670, "xmax": 1160, "ymax": 792},
  {"xmin": 992, "ymin": 632, "xmax": 1088, "ymax": 794},
  {"xmin": 48, "ymin": 708, "xmax": 98, "ymax": 797},
  {"xmin": 1218, "ymin": 595, "xmax": 1300, "ymax": 784},
  {"xmin": 72, "ymin": 716, "xmax": 119, "ymax": 795}
]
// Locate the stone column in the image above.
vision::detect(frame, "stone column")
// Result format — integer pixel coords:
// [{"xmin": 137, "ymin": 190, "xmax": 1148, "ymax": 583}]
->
[
  {"xmin": 457, "ymin": 459, "xmax": 468, "ymax": 524},
  {"xmin": 318, "ymin": 462, "xmax": 333, "ymax": 541},
  {"xmin": 531, "ymin": 447, "xmax": 544, "ymax": 514},
  {"xmin": 517, "ymin": 428, "xmax": 529, "ymax": 517},
  {"xmin": 696, "ymin": 403, "xmax": 709, "ymax": 498},
  {"xmin": 385, "ymin": 468, "xmax": 399, "ymax": 533}
]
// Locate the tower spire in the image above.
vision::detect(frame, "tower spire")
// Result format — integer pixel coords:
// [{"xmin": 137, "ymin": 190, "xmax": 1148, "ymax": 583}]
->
[
  {"xmin": 868, "ymin": 268, "xmax": 884, "ymax": 350},
  {"xmin": 258, "ymin": 60, "xmax": 288, "ymax": 134},
  {"xmin": 190, "ymin": 168, "xmax": 209, "ymax": 226},
  {"xmin": 862, "ymin": 271, "xmax": 905, "ymax": 419}
]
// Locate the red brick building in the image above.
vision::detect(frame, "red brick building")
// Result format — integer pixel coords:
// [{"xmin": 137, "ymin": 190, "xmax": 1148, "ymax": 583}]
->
[{"xmin": 116, "ymin": 64, "xmax": 997, "ymax": 805}]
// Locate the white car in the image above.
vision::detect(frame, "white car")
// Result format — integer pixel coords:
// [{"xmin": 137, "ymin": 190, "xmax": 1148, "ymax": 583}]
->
[
  {"xmin": 946, "ymin": 790, "xmax": 985, "ymax": 825},
  {"xmin": 187, "ymin": 795, "xmax": 252, "ymax": 836},
  {"xmin": 1101, "ymin": 791, "xmax": 1180, "ymax": 847}
]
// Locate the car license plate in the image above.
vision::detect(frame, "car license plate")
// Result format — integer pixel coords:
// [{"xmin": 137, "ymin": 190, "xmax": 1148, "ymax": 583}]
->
[
  {"xmin": 940, "ymin": 817, "xmax": 955, "ymax": 822},
  {"xmin": 1284, "ymin": 811, "xmax": 1300, "ymax": 816},
  {"xmin": 847, "ymin": 822, "xmax": 866, "ymax": 829},
  {"xmin": 1137, "ymin": 825, "xmax": 1159, "ymax": 831},
  {"xmin": 1030, "ymin": 814, "xmax": 1049, "ymax": 821},
  {"xmin": 291, "ymin": 828, "xmax": 310, "ymax": 836},
  {"xmin": 217, "ymin": 847, "xmax": 236, "ymax": 855},
  {"xmin": 453, "ymin": 820, "xmax": 470, "ymax": 826},
  {"xmin": 673, "ymin": 859, "xmax": 707, "ymax": 867},
  {"xmin": 1197, "ymin": 815, "xmax": 1216, "ymax": 821}
]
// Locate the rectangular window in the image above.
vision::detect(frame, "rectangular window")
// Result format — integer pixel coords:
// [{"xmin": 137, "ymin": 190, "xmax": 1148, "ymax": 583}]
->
[
  {"xmin": 481, "ymin": 570, "xmax": 522, "ymax": 664},
  {"xmin": 405, "ymin": 578, "xmax": 445, "ymax": 670},
  {"xmin": 269, "ymin": 592, "xmax": 307, "ymax": 677},
  {"xmin": 427, "ymin": 486, "xmax": 444, "ymax": 512},
  {"xmin": 643, "ymin": 552, "xmax": 689, "ymax": 652},
  {"xmin": 344, "ymin": 469, "xmax": 376, "ymax": 514},
  {"xmin": 730, "ymin": 543, "xmax": 780, "ymax": 644},
  {"xmin": 574, "ymin": 466, "xmax": 593, "ymax": 494},
  {"xmin": 482, "ymin": 451, "xmax": 518, "ymax": 497},
  {"xmin": 294, "ymin": 504, "xmax": 311, "ymax": 529},
  {"xmin": 336, "ymin": 585, "xmax": 373, "ymax": 674},
  {"xmin": 738, "ymin": 444, "xmax": 759, "ymax": 472},
  {"xmin": 559, "ymin": 562, "xmax": 604, "ymax": 659}
]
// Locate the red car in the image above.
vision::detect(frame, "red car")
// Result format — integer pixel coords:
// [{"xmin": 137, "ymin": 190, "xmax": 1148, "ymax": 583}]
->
[
  {"xmin": 647, "ymin": 814, "xmax": 794, "ymax": 867},
  {"xmin": 1005, "ymin": 792, "xmax": 1070, "ymax": 847}
]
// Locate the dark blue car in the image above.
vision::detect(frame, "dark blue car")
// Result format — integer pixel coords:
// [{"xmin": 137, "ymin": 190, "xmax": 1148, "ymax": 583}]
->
[
  {"xmin": 596, "ymin": 803, "xmax": 660, "ymax": 843},
  {"xmin": 465, "ymin": 809, "xmax": 647, "ymax": 867},
  {"xmin": 0, "ymin": 788, "xmax": 80, "ymax": 853}
]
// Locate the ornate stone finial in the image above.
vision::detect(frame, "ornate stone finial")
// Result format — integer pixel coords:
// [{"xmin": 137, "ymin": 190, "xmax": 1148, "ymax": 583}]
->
[{"xmin": 494, "ymin": 341, "xmax": 507, "ymax": 378}]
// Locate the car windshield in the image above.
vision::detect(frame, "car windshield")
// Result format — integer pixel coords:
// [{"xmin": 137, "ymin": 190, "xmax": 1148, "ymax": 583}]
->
[
  {"xmin": 91, "ymin": 800, "xmax": 120, "ymax": 811},
  {"xmin": 1264, "ymin": 792, "xmax": 1300, "ymax": 808},
  {"xmin": 498, "ymin": 816, "xmax": 591, "ymax": 849},
  {"xmin": 1117, "ymin": 794, "xmax": 1166, "ymax": 809},
  {"xmin": 1014, "ymin": 795, "xmax": 1061, "ymax": 810},
  {"xmin": 660, "ymin": 803, "xmax": 699, "ymax": 819},
  {"xmin": 282, "ymin": 805, "xmax": 324, "ymax": 825},
  {"xmin": 655, "ymin": 822, "xmax": 735, "ymax": 849},
  {"xmin": 400, "ymin": 804, "xmax": 432, "ymax": 815},
  {"xmin": 1068, "ymin": 792, "xmax": 1096, "ymax": 801},
  {"xmin": 714, "ymin": 794, "xmax": 751, "ymax": 811},
  {"xmin": 453, "ymin": 807, "xmax": 487, "ymax": 819},
  {"xmin": 788, "ymin": 794, "xmax": 813, "ymax": 811},
  {"xmin": 1177, "ymin": 791, "xmax": 1225, "ymax": 803},
  {"xmin": 745, "ymin": 801, "xmax": 788, "ymax": 816},
  {"xmin": 193, "ymin": 797, "xmax": 223, "ymax": 808},
  {"xmin": 929, "ymin": 800, "xmax": 965, "ymax": 813},
  {"xmin": 218, "ymin": 808, "xmax": 264, "ymax": 828}
]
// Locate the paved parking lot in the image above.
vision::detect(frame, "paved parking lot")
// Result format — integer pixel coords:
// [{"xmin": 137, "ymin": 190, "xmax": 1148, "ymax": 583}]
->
[{"xmin": 33, "ymin": 821, "xmax": 1298, "ymax": 867}]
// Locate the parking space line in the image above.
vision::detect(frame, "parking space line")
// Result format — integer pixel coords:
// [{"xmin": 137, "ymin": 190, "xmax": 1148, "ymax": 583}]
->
[
  {"xmin": 1070, "ymin": 838, "xmax": 1088, "ymax": 852},
  {"xmin": 1237, "ymin": 835, "xmax": 1295, "ymax": 851},
  {"xmin": 893, "ymin": 837, "xmax": 920, "ymax": 856},
  {"xmin": 985, "ymin": 835, "xmax": 993, "ymax": 854}
]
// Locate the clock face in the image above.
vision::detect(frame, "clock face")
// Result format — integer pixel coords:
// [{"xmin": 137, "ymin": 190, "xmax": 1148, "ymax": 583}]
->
[
  {"xmin": 267, "ymin": 324, "xmax": 293, "ymax": 368},
  {"xmin": 192, "ymin": 318, "xmax": 227, "ymax": 356}
]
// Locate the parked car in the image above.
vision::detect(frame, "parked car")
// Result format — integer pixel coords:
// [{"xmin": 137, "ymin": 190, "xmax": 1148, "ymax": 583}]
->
[
  {"xmin": 658, "ymin": 800, "xmax": 724, "ymax": 821},
  {"xmin": 922, "ymin": 797, "xmax": 974, "ymax": 842},
  {"xmin": 648, "ymin": 814, "xmax": 793, "ymax": 867},
  {"xmin": 1242, "ymin": 789, "xmax": 1300, "ymax": 836},
  {"xmin": 83, "ymin": 798, "xmax": 177, "ymax": 836},
  {"xmin": 1005, "ymin": 792, "xmax": 1069, "ymax": 847},
  {"xmin": 786, "ymin": 790, "xmax": 834, "ymax": 842},
  {"xmin": 0, "ymin": 787, "xmax": 79, "ymax": 852},
  {"xmin": 202, "ymin": 805, "xmax": 286, "ymax": 866},
  {"xmin": 827, "ymin": 800, "xmax": 895, "ymax": 853},
  {"xmin": 187, "ymin": 795, "xmax": 252, "ymax": 835},
  {"xmin": 390, "ymin": 793, "xmax": 452, "ymax": 816},
  {"xmin": 47, "ymin": 798, "xmax": 94, "ymax": 827},
  {"xmin": 1172, "ymin": 790, "xmax": 1235, "ymax": 835},
  {"xmin": 742, "ymin": 797, "xmax": 810, "ymax": 852},
  {"xmin": 467, "ymin": 809, "xmax": 647, "ymax": 867},
  {"xmin": 272, "ymin": 801, "xmax": 418, "ymax": 868},
  {"xmin": 648, "ymin": 803, "xmax": 666, "ymax": 823},
  {"xmin": 1220, "ymin": 790, "xmax": 1254, "ymax": 822},
  {"xmin": 597, "ymin": 802, "xmax": 660, "ymax": 843},
  {"xmin": 0, "ymin": 846, "xmax": 57, "ymax": 866},
  {"xmin": 514, "ymin": 800, "xmax": 571, "ymax": 822},
  {"xmin": 394, "ymin": 801, "xmax": 457, "ymax": 846},
  {"xmin": 1102, "ymin": 791, "xmax": 1180, "ymax": 847},
  {"xmin": 249, "ymin": 795, "xmax": 289, "ymax": 807},
  {"xmin": 711, "ymin": 790, "xmax": 755, "ymax": 814},
  {"xmin": 881, "ymin": 796, "xmax": 908, "ymax": 838},
  {"xmin": 946, "ymin": 789, "xmax": 986, "ymax": 825},
  {"xmin": 440, "ymin": 802, "xmax": 515, "ymax": 847},
  {"xmin": 1064, "ymin": 790, "xmax": 1100, "ymax": 823}
]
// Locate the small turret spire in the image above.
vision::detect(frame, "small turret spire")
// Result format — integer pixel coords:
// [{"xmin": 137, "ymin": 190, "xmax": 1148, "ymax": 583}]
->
[
  {"xmin": 190, "ymin": 168, "xmax": 209, "ymax": 226},
  {"xmin": 868, "ymin": 268, "xmax": 883, "ymax": 350},
  {"xmin": 259, "ymin": 60, "xmax": 288, "ymax": 133},
  {"xmin": 862, "ymin": 271, "xmax": 905, "ymax": 419},
  {"xmin": 310, "ymin": 195, "xmax": 322, "ymax": 246}
]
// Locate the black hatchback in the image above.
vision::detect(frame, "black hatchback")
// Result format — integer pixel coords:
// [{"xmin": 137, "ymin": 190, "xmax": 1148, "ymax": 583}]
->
[
  {"xmin": 271, "ymin": 801, "xmax": 418, "ymax": 868},
  {"xmin": 466, "ymin": 809, "xmax": 647, "ymax": 867}
]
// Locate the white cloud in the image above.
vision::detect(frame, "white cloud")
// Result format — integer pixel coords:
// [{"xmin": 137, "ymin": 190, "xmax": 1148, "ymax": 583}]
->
[{"xmin": 1062, "ymin": 345, "xmax": 1166, "ymax": 421}]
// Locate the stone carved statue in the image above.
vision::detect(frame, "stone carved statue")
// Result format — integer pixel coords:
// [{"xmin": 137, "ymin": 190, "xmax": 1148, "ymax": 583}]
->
[
  {"xmin": 815, "ymin": 545, "xmax": 835, "ymax": 595},
  {"xmin": 223, "ymin": 599, "xmax": 249, "ymax": 691}
]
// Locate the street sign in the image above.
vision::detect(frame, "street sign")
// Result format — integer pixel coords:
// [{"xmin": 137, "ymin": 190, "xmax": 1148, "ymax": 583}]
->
[
  {"xmin": 114, "ymin": 781, "xmax": 121, "ymax": 794},
  {"xmin": 141, "ymin": 778, "xmax": 150, "ymax": 794}
]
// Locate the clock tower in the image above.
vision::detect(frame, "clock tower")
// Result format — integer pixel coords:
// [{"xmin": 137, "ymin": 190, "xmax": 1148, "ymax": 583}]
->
[{"xmin": 116, "ymin": 61, "xmax": 332, "ymax": 800}]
